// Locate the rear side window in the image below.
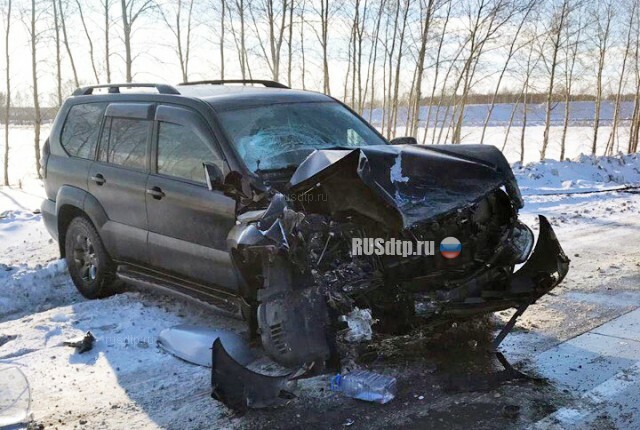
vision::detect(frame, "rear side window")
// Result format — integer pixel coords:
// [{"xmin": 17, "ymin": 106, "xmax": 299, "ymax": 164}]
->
[
  {"xmin": 99, "ymin": 118, "xmax": 149, "ymax": 170},
  {"xmin": 60, "ymin": 103, "xmax": 107, "ymax": 159},
  {"xmin": 157, "ymin": 122, "xmax": 218, "ymax": 183}
]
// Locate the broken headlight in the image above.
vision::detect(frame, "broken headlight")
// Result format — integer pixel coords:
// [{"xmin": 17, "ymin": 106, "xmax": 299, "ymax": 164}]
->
[{"xmin": 511, "ymin": 221, "xmax": 535, "ymax": 264}]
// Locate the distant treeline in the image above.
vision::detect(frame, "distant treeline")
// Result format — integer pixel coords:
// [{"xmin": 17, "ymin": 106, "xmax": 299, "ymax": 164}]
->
[
  {"xmin": 417, "ymin": 93, "xmax": 639, "ymax": 107},
  {"xmin": 0, "ymin": 107, "xmax": 58, "ymax": 125},
  {"xmin": 2, "ymin": 93, "xmax": 637, "ymax": 125}
]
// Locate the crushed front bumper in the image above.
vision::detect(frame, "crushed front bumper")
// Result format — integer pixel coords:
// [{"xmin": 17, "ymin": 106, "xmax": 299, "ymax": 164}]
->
[{"xmin": 509, "ymin": 215, "xmax": 570, "ymax": 299}]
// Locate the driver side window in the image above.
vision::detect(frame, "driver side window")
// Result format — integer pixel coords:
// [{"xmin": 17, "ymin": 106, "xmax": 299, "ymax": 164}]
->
[{"xmin": 156, "ymin": 122, "xmax": 219, "ymax": 184}]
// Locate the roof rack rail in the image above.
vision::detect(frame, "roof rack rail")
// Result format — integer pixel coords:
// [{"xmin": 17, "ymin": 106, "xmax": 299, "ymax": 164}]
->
[
  {"xmin": 73, "ymin": 83, "xmax": 180, "ymax": 96},
  {"xmin": 179, "ymin": 79, "xmax": 289, "ymax": 89}
]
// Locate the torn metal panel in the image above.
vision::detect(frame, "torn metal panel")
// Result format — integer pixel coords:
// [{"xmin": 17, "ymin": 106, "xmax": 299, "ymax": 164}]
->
[
  {"xmin": 211, "ymin": 339, "xmax": 297, "ymax": 411},
  {"xmin": 288, "ymin": 144, "xmax": 521, "ymax": 229}
]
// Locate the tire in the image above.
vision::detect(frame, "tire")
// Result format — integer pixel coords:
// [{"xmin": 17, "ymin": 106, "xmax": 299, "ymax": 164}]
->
[{"xmin": 64, "ymin": 216, "xmax": 118, "ymax": 299}]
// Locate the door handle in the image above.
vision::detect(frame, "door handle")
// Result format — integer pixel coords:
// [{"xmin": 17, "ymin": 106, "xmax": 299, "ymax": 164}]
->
[
  {"xmin": 90, "ymin": 174, "xmax": 106, "ymax": 185},
  {"xmin": 146, "ymin": 186, "xmax": 165, "ymax": 200}
]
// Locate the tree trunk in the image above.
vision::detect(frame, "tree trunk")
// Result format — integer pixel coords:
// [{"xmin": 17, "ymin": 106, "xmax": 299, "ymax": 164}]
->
[
  {"xmin": 390, "ymin": 0, "xmax": 410, "ymax": 138},
  {"xmin": 480, "ymin": 3, "xmax": 532, "ymax": 145},
  {"xmin": 423, "ymin": 0, "xmax": 452, "ymax": 144},
  {"xmin": 541, "ymin": 0, "xmax": 569, "ymax": 160},
  {"xmin": 120, "ymin": 0, "xmax": 132, "ymax": 82},
  {"xmin": 299, "ymin": 0, "xmax": 306, "ymax": 89},
  {"xmin": 411, "ymin": 0, "xmax": 435, "ymax": 138},
  {"xmin": 52, "ymin": 0, "xmax": 62, "ymax": 106},
  {"xmin": 77, "ymin": 0, "xmax": 100, "ymax": 83},
  {"xmin": 3, "ymin": 0, "xmax": 10, "ymax": 186},
  {"xmin": 606, "ymin": 4, "xmax": 634, "ymax": 155},
  {"xmin": 31, "ymin": 0, "xmax": 41, "ymax": 179},
  {"xmin": 592, "ymin": 6, "xmax": 613, "ymax": 155},
  {"xmin": 220, "ymin": 0, "xmax": 225, "ymax": 79},
  {"xmin": 385, "ymin": 1, "xmax": 400, "ymax": 138},
  {"xmin": 105, "ymin": 0, "xmax": 111, "ymax": 82},
  {"xmin": 58, "ymin": 0, "xmax": 79, "ymax": 87},
  {"xmin": 366, "ymin": 0, "xmax": 385, "ymax": 122},
  {"xmin": 320, "ymin": 0, "xmax": 330, "ymax": 94},
  {"xmin": 287, "ymin": 0, "xmax": 293, "ymax": 87}
]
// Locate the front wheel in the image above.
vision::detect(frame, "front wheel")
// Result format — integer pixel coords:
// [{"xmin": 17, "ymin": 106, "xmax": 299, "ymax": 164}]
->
[{"xmin": 64, "ymin": 216, "xmax": 117, "ymax": 299}]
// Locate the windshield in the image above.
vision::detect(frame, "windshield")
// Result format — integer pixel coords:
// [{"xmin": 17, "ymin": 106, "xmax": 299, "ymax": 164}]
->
[{"xmin": 216, "ymin": 101, "xmax": 387, "ymax": 172}]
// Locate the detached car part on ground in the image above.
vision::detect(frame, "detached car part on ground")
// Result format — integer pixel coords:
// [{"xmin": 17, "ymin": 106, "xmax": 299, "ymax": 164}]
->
[{"xmin": 228, "ymin": 143, "xmax": 570, "ymax": 372}]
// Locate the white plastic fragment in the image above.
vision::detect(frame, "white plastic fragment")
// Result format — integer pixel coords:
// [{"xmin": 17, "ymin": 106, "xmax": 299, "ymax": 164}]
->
[{"xmin": 340, "ymin": 308, "xmax": 376, "ymax": 342}]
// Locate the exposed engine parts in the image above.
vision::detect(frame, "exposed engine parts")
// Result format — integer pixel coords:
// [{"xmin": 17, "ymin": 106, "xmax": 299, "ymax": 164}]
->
[{"xmin": 227, "ymin": 144, "xmax": 569, "ymax": 371}]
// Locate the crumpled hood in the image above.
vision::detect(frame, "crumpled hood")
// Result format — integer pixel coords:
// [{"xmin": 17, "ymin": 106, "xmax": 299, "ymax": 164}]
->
[{"xmin": 287, "ymin": 144, "xmax": 523, "ymax": 229}]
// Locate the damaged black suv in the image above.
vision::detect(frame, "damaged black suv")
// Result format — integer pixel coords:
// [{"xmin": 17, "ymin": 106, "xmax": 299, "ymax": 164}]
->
[{"xmin": 42, "ymin": 80, "xmax": 569, "ymax": 370}]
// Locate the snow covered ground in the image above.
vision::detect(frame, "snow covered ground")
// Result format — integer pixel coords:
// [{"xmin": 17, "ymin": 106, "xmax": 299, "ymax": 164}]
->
[{"xmin": 1, "ymin": 125, "xmax": 640, "ymax": 428}]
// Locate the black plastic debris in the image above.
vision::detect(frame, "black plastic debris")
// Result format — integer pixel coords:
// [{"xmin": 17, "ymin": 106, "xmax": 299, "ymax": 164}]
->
[
  {"xmin": 63, "ymin": 331, "xmax": 95, "ymax": 354},
  {"xmin": 211, "ymin": 339, "xmax": 300, "ymax": 412}
]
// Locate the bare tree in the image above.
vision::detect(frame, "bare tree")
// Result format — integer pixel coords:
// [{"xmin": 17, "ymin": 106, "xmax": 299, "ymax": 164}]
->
[
  {"xmin": 103, "ymin": 0, "xmax": 112, "ymax": 82},
  {"xmin": 58, "ymin": 0, "xmax": 79, "ymax": 87},
  {"xmin": 410, "ymin": 0, "xmax": 436, "ymax": 137},
  {"xmin": 76, "ymin": 0, "xmax": 100, "ymax": 83},
  {"xmin": 27, "ymin": 0, "xmax": 42, "ymax": 178},
  {"xmin": 228, "ymin": 0, "xmax": 250, "ymax": 79},
  {"xmin": 540, "ymin": 0, "xmax": 570, "ymax": 160},
  {"xmin": 160, "ymin": 0, "xmax": 195, "ymax": 83},
  {"xmin": 365, "ymin": 0, "xmax": 385, "ymax": 122},
  {"xmin": 298, "ymin": 0, "xmax": 306, "ymax": 88},
  {"xmin": 120, "ymin": 0, "xmax": 155, "ymax": 82},
  {"xmin": 313, "ymin": 0, "xmax": 331, "ymax": 94},
  {"xmin": 591, "ymin": 0, "xmax": 614, "ymax": 155},
  {"xmin": 250, "ymin": 0, "xmax": 289, "ymax": 81},
  {"xmin": 220, "ymin": 0, "xmax": 225, "ymax": 79},
  {"xmin": 350, "ymin": 0, "xmax": 369, "ymax": 113},
  {"xmin": 629, "ymin": 6, "xmax": 640, "ymax": 153},
  {"xmin": 389, "ymin": 0, "xmax": 410, "ymax": 137},
  {"xmin": 422, "ymin": 0, "xmax": 452, "ymax": 144},
  {"xmin": 286, "ymin": 0, "xmax": 293, "ymax": 86},
  {"xmin": 559, "ymin": 8, "xmax": 582, "ymax": 161},
  {"xmin": 382, "ymin": 0, "xmax": 400, "ymax": 136},
  {"xmin": 606, "ymin": 2, "xmax": 635, "ymax": 155},
  {"xmin": 518, "ymin": 35, "xmax": 541, "ymax": 163},
  {"xmin": 2, "ymin": 0, "xmax": 10, "ymax": 186},
  {"xmin": 479, "ymin": 0, "xmax": 535, "ymax": 144},
  {"xmin": 451, "ymin": 0, "xmax": 516, "ymax": 144},
  {"xmin": 52, "ymin": 0, "xmax": 61, "ymax": 106}
]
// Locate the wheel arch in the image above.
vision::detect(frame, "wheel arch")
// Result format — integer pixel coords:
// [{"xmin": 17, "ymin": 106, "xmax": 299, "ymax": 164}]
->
[{"xmin": 55, "ymin": 186, "xmax": 109, "ymax": 258}]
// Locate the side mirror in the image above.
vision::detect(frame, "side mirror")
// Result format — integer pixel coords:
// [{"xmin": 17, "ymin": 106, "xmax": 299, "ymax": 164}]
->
[
  {"xmin": 204, "ymin": 163, "xmax": 225, "ymax": 191},
  {"xmin": 390, "ymin": 136, "xmax": 418, "ymax": 145}
]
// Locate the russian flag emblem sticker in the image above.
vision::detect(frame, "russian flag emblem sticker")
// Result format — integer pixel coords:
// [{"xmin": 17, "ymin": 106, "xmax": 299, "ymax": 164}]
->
[{"xmin": 440, "ymin": 237, "xmax": 461, "ymax": 259}]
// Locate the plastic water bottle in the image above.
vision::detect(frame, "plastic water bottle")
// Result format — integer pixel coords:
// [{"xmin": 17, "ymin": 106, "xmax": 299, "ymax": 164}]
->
[{"xmin": 330, "ymin": 370, "xmax": 397, "ymax": 404}]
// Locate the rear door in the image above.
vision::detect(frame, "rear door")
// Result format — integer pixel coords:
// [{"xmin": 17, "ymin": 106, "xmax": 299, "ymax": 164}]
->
[
  {"xmin": 145, "ymin": 104, "xmax": 239, "ymax": 290},
  {"xmin": 88, "ymin": 103, "xmax": 153, "ymax": 263}
]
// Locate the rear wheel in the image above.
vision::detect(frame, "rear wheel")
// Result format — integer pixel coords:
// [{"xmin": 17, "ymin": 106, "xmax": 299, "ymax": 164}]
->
[{"xmin": 64, "ymin": 216, "xmax": 117, "ymax": 299}]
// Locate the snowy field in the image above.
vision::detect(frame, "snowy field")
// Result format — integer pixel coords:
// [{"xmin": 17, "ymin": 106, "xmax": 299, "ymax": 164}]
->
[{"xmin": 1, "ymin": 123, "xmax": 640, "ymax": 428}]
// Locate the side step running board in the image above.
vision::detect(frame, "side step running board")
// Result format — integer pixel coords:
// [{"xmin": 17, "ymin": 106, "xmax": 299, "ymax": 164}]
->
[{"xmin": 116, "ymin": 265, "xmax": 243, "ymax": 319}]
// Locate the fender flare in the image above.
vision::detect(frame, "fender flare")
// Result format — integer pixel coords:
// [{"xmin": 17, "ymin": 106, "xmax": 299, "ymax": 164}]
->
[{"xmin": 55, "ymin": 186, "xmax": 110, "ymax": 256}]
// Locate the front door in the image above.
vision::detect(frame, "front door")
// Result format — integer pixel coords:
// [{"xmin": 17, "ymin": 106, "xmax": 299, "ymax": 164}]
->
[{"xmin": 145, "ymin": 105, "xmax": 239, "ymax": 290}]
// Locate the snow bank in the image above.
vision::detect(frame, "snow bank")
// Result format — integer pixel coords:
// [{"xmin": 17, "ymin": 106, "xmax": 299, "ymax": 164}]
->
[
  {"xmin": 0, "ymin": 260, "xmax": 77, "ymax": 319},
  {"xmin": 513, "ymin": 153, "xmax": 640, "ymax": 195}
]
